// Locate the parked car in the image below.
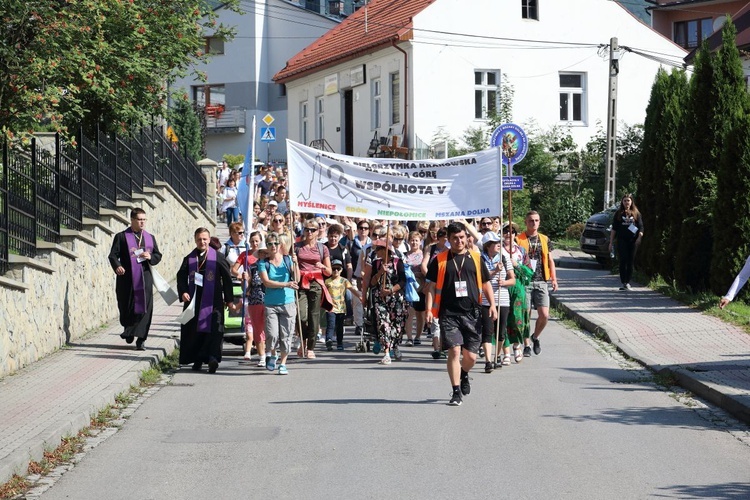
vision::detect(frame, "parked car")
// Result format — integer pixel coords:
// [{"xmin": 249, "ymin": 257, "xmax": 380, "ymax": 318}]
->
[{"xmin": 580, "ymin": 207, "xmax": 616, "ymax": 266}]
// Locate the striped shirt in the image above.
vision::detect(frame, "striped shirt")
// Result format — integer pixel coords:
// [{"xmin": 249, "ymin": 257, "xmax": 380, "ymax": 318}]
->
[{"xmin": 481, "ymin": 252, "xmax": 510, "ymax": 307}]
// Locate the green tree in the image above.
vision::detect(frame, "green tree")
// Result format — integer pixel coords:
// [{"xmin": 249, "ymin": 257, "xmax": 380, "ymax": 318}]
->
[
  {"xmin": 168, "ymin": 91, "xmax": 203, "ymax": 161},
  {"xmin": 711, "ymin": 116, "xmax": 750, "ymax": 298},
  {"xmin": 711, "ymin": 19, "xmax": 750, "ymax": 293},
  {"xmin": 1, "ymin": 0, "xmax": 239, "ymax": 140},
  {"xmin": 636, "ymin": 69, "xmax": 668, "ymax": 276},
  {"xmin": 223, "ymin": 154, "xmax": 245, "ymax": 169},
  {"xmin": 673, "ymin": 41, "xmax": 716, "ymax": 290},
  {"xmin": 638, "ymin": 69, "xmax": 688, "ymax": 279},
  {"xmin": 676, "ymin": 20, "xmax": 748, "ymax": 290}
]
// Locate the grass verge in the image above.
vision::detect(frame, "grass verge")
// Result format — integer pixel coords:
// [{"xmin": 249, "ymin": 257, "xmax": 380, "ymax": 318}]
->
[{"xmin": 0, "ymin": 348, "xmax": 179, "ymax": 499}]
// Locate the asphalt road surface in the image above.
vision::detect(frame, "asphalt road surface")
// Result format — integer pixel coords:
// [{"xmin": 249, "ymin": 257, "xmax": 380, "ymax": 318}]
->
[{"xmin": 40, "ymin": 318, "xmax": 750, "ymax": 500}]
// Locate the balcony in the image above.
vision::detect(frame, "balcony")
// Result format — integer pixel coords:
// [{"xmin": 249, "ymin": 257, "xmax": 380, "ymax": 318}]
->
[{"xmin": 203, "ymin": 105, "xmax": 246, "ymax": 135}]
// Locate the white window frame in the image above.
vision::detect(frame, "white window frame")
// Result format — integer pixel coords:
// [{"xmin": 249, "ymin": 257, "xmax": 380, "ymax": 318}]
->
[
  {"xmin": 474, "ymin": 70, "xmax": 500, "ymax": 120},
  {"xmin": 389, "ymin": 72, "xmax": 400, "ymax": 125},
  {"xmin": 316, "ymin": 97, "xmax": 325, "ymax": 140},
  {"xmin": 559, "ymin": 72, "xmax": 587, "ymax": 125},
  {"xmin": 371, "ymin": 78, "xmax": 382, "ymax": 130},
  {"xmin": 300, "ymin": 101, "xmax": 308, "ymax": 145}
]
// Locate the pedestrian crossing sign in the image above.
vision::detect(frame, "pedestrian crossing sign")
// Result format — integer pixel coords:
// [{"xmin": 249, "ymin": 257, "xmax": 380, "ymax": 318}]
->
[{"xmin": 260, "ymin": 127, "xmax": 276, "ymax": 142}]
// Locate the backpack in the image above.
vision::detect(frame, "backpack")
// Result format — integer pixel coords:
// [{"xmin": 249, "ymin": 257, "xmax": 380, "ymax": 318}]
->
[
  {"xmin": 294, "ymin": 241, "xmax": 325, "ymax": 261},
  {"xmin": 403, "ymin": 262, "xmax": 420, "ymax": 303}
]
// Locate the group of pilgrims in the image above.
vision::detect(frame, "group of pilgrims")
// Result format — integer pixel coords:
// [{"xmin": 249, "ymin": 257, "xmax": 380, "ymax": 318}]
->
[{"xmin": 110, "ymin": 207, "xmax": 553, "ymax": 403}]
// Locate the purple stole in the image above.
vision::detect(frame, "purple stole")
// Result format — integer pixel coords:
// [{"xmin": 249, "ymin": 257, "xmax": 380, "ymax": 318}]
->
[
  {"xmin": 188, "ymin": 247, "xmax": 218, "ymax": 333},
  {"xmin": 124, "ymin": 228, "xmax": 154, "ymax": 315}
]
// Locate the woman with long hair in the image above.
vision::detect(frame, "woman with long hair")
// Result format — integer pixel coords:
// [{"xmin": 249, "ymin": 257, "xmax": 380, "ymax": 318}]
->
[
  {"xmin": 232, "ymin": 231, "xmax": 267, "ymax": 365},
  {"xmin": 609, "ymin": 194, "xmax": 644, "ymax": 291}
]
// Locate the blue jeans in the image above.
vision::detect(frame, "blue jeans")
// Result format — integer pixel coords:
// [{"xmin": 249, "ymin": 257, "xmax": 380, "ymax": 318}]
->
[
  {"xmin": 325, "ymin": 312, "xmax": 345, "ymax": 346},
  {"xmin": 226, "ymin": 207, "xmax": 239, "ymax": 226}
]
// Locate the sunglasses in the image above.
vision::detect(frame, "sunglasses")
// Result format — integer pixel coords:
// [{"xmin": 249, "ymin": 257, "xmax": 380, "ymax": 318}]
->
[
  {"xmin": 304, "ymin": 227, "xmax": 317, "ymax": 232},
  {"xmin": 480, "ymin": 221, "xmax": 492, "ymax": 226},
  {"xmin": 235, "ymin": 231, "xmax": 245, "ymax": 235},
  {"xmin": 273, "ymin": 218, "xmax": 284, "ymax": 222},
  {"xmin": 358, "ymin": 226, "xmax": 370, "ymax": 230},
  {"xmin": 393, "ymin": 237, "xmax": 404, "ymax": 241},
  {"xmin": 267, "ymin": 241, "xmax": 279, "ymax": 246}
]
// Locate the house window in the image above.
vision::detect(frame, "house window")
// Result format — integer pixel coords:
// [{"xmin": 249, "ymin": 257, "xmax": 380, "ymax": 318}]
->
[
  {"xmin": 559, "ymin": 73, "xmax": 586, "ymax": 123},
  {"xmin": 300, "ymin": 102, "xmax": 308, "ymax": 145},
  {"xmin": 390, "ymin": 72, "xmax": 400, "ymax": 125},
  {"xmin": 279, "ymin": 84, "xmax": 286, "ymax": 97},
  {"xmin": 193, "ymin": 84, "xmax": 225, "ymax": 107},
  {"xmin": 522, "ymin": 0, "xmax": 538, "ymax": 20},
  {"xmin": 204, "ymin": 36, "xmax": 225, "ymax": 55},
  {"xmin": 316, "ymin": 97, "xmax": 325, "ymax": 140},
  {"xmin": 474, "ymin": 70, "xmax": 500, "ymax": 120},
  {"xmin": 372, "ymin": 78, "xmax": 381, "ymax": 130},
  {"xmin": 674, "ymin": 18, "xmax": 712, "ymax": 49}
]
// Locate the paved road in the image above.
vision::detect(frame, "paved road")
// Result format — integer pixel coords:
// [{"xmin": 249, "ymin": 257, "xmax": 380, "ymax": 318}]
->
[{"xmin": 38, "ymin": 317, "xmax": 750, "ymax": 500}]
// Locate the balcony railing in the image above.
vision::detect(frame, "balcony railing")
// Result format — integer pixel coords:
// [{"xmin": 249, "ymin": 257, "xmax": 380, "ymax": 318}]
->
[{"xmin": 203, "ymin": 106, "xmax": 246, "ymax": 134}]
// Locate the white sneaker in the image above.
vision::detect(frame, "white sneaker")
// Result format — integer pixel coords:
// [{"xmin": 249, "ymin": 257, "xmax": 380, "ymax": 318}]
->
[
  {"xmin": 243, "ymin": 353, "xmax": 252, "ymax": 361},
  {"xmin": 257, "ymin": 356, "xmax": 267, "ymax": 367},
  {"xmin": 625, "ymin": 283, "xmax": 632, "ymax": 290},
  {"xmin": 379, "ymin": 353, "xmax": 392, "ymax": 365}
]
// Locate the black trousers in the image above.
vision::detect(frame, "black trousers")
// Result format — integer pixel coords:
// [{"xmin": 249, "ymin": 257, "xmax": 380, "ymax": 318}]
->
[{"xmin": 618, "ymin": 240, "xmax": 636, "ymax": 285}]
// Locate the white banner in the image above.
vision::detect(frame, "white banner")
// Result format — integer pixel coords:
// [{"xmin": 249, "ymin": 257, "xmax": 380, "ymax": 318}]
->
[{"xmin": 286, "ymin": 140, "xmax": 501, "ymax": 221}]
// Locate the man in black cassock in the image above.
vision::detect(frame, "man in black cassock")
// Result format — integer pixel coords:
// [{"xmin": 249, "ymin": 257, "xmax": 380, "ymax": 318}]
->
[
  {"xmin": 177, "ymin": 227, "xmax": 235, "ymax": 373},
  {"xmin": 108, "ymin": 208, "xmax": 162, "ymax": 350}
]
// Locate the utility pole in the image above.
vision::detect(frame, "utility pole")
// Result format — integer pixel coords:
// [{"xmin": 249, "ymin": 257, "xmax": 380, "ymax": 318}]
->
[{"xmin": 604, "ymin": 37, "xmax": 619, "ymax": 209}]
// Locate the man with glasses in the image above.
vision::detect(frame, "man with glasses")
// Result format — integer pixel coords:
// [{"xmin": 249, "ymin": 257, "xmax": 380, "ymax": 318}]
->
[
  {"xmin": 108, "ymin": 208, "xmax": 163, "ymax": 351},
  {"xmin": 478, "ymin": 217, "xmax": 493, "ymax": 235},
  {"xmin": 517, "ymin": 210, "xmax": 558, "ymax": 356}
]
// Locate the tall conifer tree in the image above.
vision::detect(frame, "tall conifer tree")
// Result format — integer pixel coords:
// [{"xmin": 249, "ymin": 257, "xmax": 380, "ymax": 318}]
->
[
  {"xmin": 673, "ymin": 41, "xmax": 716, "ymax": 290},
  {"xmin": 710, "ymin": 19, "xmax": 750, "ymax": 293},
  {"xmin": 637, "ymin": 69, "xmax": 667, "ymax": 276},
  {"xmin": 655, "ymin": 70, "xmax": 689, "ymax": 280}
]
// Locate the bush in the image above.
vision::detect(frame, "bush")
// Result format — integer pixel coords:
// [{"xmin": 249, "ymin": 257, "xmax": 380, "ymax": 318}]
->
[
  {"xmin": 565, "ymin": 223, "xmax": 584, "ymax": 240},
  {"xmin": 539, "ymin": 187, "xmax": 594, "ymax": 238}
]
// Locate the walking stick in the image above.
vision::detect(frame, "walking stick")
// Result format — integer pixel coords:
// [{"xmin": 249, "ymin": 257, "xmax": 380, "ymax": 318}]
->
[{"xmin": 289, "ymin": 210, "xmax": 305, "ymax": 358}]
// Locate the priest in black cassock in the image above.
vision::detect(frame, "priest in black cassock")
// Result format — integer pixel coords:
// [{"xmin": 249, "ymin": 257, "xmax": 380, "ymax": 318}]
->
[
  {"xmin": 108, "ymin": 208, "xmax": 162, "ymax": 350},
  {"xmin": 177, "ymin": 227, "xmax": 236, "ymax": 373}
]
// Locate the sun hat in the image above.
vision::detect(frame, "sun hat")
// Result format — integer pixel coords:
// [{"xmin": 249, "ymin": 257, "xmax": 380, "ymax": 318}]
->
[{"xmin": 480, "ymin": 232, "xmax": 502, "ymax": 246}]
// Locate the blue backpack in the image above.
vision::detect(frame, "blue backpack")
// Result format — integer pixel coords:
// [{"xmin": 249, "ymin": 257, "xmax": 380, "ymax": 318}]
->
[{"xmin": 403, "ymin": 262, "xmax": 420, "ymax": 303}]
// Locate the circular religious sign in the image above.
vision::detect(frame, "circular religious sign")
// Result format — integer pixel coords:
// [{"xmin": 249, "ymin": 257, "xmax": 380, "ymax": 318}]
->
[{"xmin": 490, "ymin": 123, "xmax": 528, "ymax": 166}]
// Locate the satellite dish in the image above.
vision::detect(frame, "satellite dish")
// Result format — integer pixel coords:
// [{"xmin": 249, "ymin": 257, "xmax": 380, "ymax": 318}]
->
[{"xmin": 713, "ymin": 15, "xmax": 727, "ymax": 32}]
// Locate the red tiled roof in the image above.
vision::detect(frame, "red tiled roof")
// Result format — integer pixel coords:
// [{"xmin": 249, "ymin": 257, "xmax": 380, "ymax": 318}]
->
[{"xmin": 273, "ymin": 0, "xmax": 434, "ymax": 83}]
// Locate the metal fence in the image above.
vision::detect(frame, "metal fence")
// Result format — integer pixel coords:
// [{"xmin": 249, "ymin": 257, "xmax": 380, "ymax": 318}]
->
[{"xmin": 0, "ymin": 125, "xmax": 206, "ymax": 277}]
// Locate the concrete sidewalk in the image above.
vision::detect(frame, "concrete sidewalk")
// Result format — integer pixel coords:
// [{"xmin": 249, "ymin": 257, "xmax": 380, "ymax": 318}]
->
[
  {"xmin": 552, "ymin": 249, "xmax": 750, "ymax": 424},
  {"xmin": 0, "ymin": 292, "xmax": 183, "ymax": 484},
  {"xmin": 2, "ymin": 242, "xmax": 750, "ymax": 485}
]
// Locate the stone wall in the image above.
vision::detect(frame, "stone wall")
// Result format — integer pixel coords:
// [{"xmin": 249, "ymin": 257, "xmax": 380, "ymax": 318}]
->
[{"xmin": 0, "ymin": 181, "xmax": 216, "ymax": 377}]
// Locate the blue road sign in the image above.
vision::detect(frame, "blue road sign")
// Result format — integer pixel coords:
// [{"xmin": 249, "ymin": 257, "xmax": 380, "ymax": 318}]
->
[
  {"xmin": 502, "ymin": 176, "xmax": 524, "ymax": 191},
  {"xmin": 490, "ymin": 123, "xmax": 528, "ymax": 167},
  {"xmin": 260, "ymin": 127, "xmax": 276, "ymax": 142}
]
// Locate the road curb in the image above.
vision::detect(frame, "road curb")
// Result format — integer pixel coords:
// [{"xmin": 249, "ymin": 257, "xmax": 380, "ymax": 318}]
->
[{"xmin": 550, "ymin": 295, "xmax": 750, "ymax": 425}]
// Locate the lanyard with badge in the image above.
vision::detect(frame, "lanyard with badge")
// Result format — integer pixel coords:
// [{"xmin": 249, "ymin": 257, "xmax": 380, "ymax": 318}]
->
[
  {"xmin": 454, "ymin": 254, "xmax": 469, "ymax": 297},
  {"xmin": 133, "ymin": 232, "xmax": 147, "ymax": 263},
  {"xmin": 528, "ymin": 236, "xmax": 540, "ymax": 273},
  {"xmin": 195, "ymin": 254, "xmax": 206, "ymax": 287}
]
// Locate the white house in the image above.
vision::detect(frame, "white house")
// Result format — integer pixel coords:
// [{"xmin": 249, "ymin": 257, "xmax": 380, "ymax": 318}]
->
[
  {"xmin": 274, "ymin": 0, "xmax": 687, "ymax": 159},
  {"xmin": 170, "ymin": 0, "xmax": 348, "ymax": 164}
]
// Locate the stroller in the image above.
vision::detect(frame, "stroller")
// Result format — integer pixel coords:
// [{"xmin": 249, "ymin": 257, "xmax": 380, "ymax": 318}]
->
[{"xmin": 355, "ymin": 289, "xmax": 378, "ymax": 353}]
